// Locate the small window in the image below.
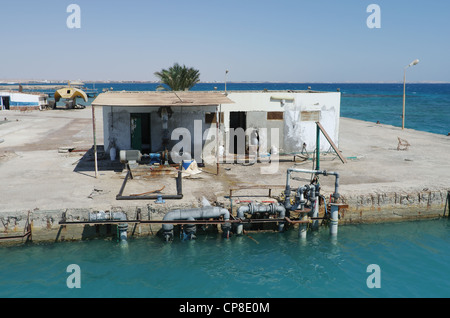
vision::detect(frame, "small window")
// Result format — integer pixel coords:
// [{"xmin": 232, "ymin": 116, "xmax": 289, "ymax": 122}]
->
[
  {"xmin": 301, "ymin": 111, "xmax": 320, "ymax": 122},
  {"xmin": 267, "ymin": 112, "xmax": 284, "ymax": 120}
]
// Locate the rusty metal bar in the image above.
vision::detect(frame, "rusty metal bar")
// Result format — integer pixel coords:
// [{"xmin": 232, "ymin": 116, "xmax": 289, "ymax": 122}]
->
[
  {"xmin": 117, "ymin": 169, "xmax": 132, "ymax": 197},
  {"xmin": 0, "ymin": 230, "xmax": 31, "ymax": 241},
  {"xmin": 116, "ymin": 169, "xmax": 183, "ymax": 200},
  {"xmin": 445, "ymin": 191, "xmax": 450, "ymax": 218},
  {"xmin": 59, "ymin": 217, "xmax": 313, "ymax": 226},
  {"xmin": 59, "ymin": 220, "xmax": 141, "ymax": 225},
  {"xmin": 0, "ymin": 211, "xmax": 33, "ymax": 241},
  {"xmin": 316, "ymin": 121, "xmax": 347, "ymax": 164}
]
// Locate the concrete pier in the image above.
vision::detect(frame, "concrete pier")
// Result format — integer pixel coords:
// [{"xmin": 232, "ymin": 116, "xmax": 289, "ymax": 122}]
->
[{"xmin": 0, "ymin": 107, "xmax": 449, "ymax": 242}]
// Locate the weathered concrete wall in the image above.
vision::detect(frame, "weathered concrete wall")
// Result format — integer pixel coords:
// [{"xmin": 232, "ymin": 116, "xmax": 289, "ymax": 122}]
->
[
  {"xmin": 102, "ymin": 105, "xmax": 216, "ymax": 162},
  {"xmin": 0, "ymin": 205, "xmax": 174, "ymax": 244},
  {"xmin": 338, "ymin": 190, "xmax": 448, "ymax": 224},
  {"xmin": 1, "ymin": 189, "xmax": 447, "ymax": 244},
  {"xmin": 223, "ymin": 91, "xmax": 341, "ymax": 154},
  {"xmin": 246, "ymin": 111, "xmax": 284, "ymax": 154}
]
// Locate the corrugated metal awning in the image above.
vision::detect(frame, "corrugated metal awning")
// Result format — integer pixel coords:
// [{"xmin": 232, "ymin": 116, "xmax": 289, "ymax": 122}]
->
[{"xmin": 91, "ymin": 91, "xmax": 234, "ymax": 107}]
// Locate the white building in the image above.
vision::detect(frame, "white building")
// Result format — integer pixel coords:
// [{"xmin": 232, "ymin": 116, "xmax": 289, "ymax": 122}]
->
[
  {"xmin": 0, "ymin": 91, "xmax": 48, "ymax": 110},
  {"xmin": 92, "ymin": 90, "xmax": 341, "ymax": 163},
  {"xmin": 221, "ymin": 91, "xmax": 341, "ymax": 155}
]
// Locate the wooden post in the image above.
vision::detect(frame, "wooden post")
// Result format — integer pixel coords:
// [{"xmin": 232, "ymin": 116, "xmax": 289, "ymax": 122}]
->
[
  {"xmin": 92, "ymin": 105, "xmax": 98, "ymax": 178},
  {"xmin": 216, "ymin": 105, "xmax": 220, "ymax": 175},
  {"xmin": 315, "ymin": 122, "xmax": 347, "ymax": 164}
]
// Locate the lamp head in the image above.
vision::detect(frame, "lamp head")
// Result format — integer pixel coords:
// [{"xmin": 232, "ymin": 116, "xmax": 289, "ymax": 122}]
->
[{"xmin": 408, "ymin": 59, "xmax": 420, "ymax": 67}]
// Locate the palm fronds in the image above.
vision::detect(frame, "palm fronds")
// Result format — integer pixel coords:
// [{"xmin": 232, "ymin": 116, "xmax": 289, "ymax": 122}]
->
[{"xmin": 154, "ymin": 63, "xmax": 200, "ymax": 91}]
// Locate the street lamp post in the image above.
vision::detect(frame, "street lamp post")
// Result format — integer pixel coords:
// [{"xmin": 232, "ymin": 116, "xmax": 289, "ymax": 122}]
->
[
  {"xmin": 225, "ymin": 70, "xmax": 229, "ymax": 95},
  {"xmin": 402, "ymin": 59, "xmax": 419, "ymax": 130}
]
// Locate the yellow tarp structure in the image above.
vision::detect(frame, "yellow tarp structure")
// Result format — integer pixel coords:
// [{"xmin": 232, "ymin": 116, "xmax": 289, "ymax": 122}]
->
[{"xmin": 54, "ymin": 87, "xmax": 88, "ymax": 102}]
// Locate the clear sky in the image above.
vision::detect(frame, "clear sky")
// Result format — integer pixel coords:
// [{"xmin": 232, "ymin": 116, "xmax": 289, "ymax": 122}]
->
[{"xmin": 1, "ymin": 0, "xmax": 449, "ymax": 83}]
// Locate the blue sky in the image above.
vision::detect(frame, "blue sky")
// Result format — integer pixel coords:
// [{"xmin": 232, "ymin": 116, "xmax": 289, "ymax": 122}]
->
[{"xmin": 1, "ymin": 0, "xmax": 449, "ymax": 82}]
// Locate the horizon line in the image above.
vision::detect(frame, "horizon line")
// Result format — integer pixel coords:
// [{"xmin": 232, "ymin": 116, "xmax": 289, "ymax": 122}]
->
[{"xmin": 1, "ymin": 80, "xmax": 449, "ymax": 84}]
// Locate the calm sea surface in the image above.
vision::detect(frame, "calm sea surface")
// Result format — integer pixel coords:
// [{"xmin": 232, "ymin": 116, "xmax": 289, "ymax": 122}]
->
[{"xmin": 0, "ymin": 219, "xmax": 449, "ymax": 298}]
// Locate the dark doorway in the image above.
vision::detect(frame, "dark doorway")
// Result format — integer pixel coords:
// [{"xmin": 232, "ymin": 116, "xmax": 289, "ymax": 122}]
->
[
  {"xmin": 229, "ymin": 111, "xmax": 246, "ymax": 154},
  {"xmin": 1, "ymin": 96, "xmax": 10, "ymax": 110},
  {"xmin": 130, "ymin": 113, "xmax": 151, "ymax": 154}
]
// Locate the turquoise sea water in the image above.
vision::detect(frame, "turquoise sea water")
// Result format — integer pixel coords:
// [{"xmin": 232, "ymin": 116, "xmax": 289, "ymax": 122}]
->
[{"xmin": 1, "ymin": 219, "xmax": 449, "ymax": 298}]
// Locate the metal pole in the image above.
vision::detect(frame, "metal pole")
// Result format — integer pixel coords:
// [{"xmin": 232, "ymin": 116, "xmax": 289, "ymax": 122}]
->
[
  {"xmin": 445, "ymin": 191, "xmax": 450, "ymax": 218},
  {"xmin": 316, "ymin": 123, "xmax": 320, "ymax": 170},
  {"xmin": 216, "ymin": 105, "xmax": 220, "ymax": 175},
  {"xmin": 402, "ymin": 60, "xmax": 419, "ymax": 129},
  {"xmin": 402, "ymin": 68, "xmax": 406, "ymax": 130},
  {"xmin": 92, "ymin": 105, "xmax": 98, "ymax": 178},
  {"xmin": 224, "ymin": 70, "xmax": 228, "ymax": 95}
]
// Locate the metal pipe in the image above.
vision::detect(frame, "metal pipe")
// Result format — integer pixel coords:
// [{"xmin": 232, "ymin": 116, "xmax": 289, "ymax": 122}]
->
[
  {"xmin": 162, "ymin": 206, "xmax": 230, "ymax": 241},
  {"xmin": 89, "ymin": 211, "xmax": 129, "ymax": 242},
  {"xmin": 112, "ymin": 212, "xmax": 128, "ymax": 243},
  {"xmin": 311, "ymin": 192, "xmax": 319, "ymax": 231},
  {"xmin": 236, "ymin": 203, "xmax": 286, "ymax": 235},
  {"xmin": 182, "ymin": 216, "xmax": 196, "ymax": 240},
  {"xmin": 329, "ymin": 203, "xmax": 339, "ymax": 236},
  {"xmin": 285, "ymin": 168, "xmax": 340, "ymax": 199},
  {"xmin": 236, "ymin": 205, "xmax": 250, "ymax": 235},
  {"xmin": 299, "ymin": 213, "xmax": 308, "ymax": 239}
]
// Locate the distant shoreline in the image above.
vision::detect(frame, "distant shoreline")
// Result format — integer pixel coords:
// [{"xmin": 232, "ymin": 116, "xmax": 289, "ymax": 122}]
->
[{"xmin": 1, "ymin": 80, "xmax": 449, "ymax": 84}]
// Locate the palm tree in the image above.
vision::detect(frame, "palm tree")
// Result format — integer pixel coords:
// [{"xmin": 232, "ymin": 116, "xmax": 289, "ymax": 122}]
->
[{"xmin": 154, "ymin": 63, "xmax": 201, "ymax": 91}]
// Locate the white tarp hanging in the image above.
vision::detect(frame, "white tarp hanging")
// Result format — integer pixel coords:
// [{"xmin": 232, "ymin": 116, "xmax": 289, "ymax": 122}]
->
[{"xmin": 283, "ymin": 98, "xmax": 304, "ymax": 153}]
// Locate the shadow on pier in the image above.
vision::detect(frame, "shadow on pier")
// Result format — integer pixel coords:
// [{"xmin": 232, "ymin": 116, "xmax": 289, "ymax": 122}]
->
[{"xmin": 72, "ymin": 145, "xmax": 123, "ymax": 176}]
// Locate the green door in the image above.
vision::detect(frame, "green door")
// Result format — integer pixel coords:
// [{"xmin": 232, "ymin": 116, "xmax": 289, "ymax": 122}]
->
[
  {"xmin": 131, "ymin": 113, "xmax": 142, "ymax": 151},
  {"xmin": 130, "ymin": 113, "xmax": 151, "ymax": 153}
]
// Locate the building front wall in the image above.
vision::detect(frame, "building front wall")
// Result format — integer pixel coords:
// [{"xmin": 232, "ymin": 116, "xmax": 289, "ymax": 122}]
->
[
  {"xmin": 223, "ymin": 91, "xmax": 341, "ymax": 154},
  {"xmin": 102, "ymin": 105, "xmax": 217, "ymax": 162},
  {"xmin": 101, "ymin": 91, "xmax": 341, "ymax": 162}
]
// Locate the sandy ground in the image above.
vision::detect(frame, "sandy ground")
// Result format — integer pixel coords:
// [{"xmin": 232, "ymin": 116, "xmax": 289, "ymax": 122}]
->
[{"xmin": 0, "ymin": 107, "xmax": 449, "ymax": 214}]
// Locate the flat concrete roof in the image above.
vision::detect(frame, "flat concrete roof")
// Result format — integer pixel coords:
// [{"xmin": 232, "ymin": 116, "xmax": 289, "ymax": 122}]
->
[
  {"xmin": 91, "ymin": 91, "xmax": 234, "ymax": 107},
  {"xmin": 0, "ymin": 90, "xmax": 48, "ymax": 97}
]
